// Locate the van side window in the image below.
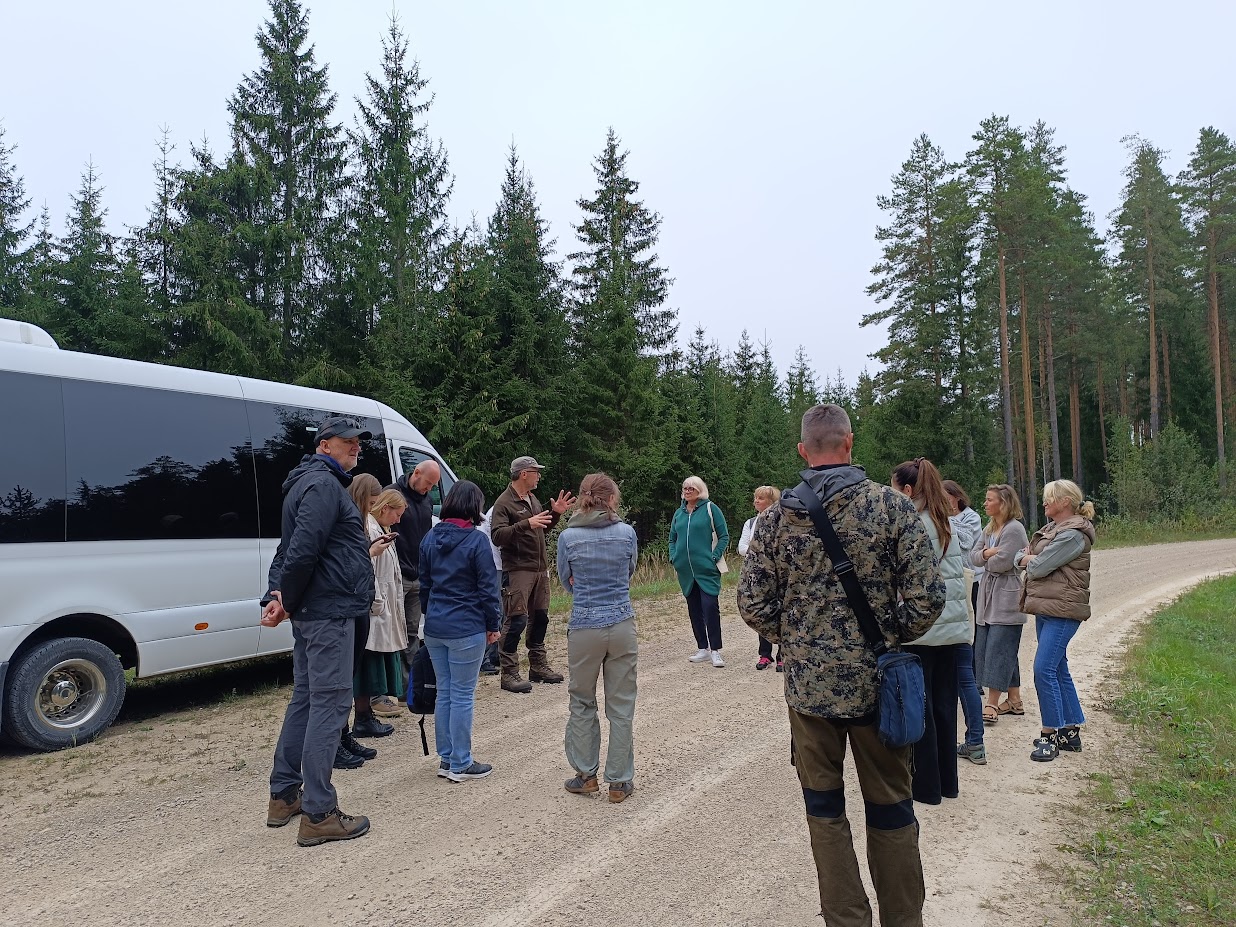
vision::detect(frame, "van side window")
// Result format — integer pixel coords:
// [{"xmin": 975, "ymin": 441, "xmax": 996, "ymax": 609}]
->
[
  {"xmin": 63, "ymin": 381, "xmax": 258, "ymax": 541},
  {"xmin": 247, "ymin": 402, "xmax": 389, "ymax": 538},
  {"xmin": 0, "ymin": 371, "xmax": 66, "ymax": 543},
  {"xmin": 397, "ymin": 447, "xmax": 453, "ymax": 513}
]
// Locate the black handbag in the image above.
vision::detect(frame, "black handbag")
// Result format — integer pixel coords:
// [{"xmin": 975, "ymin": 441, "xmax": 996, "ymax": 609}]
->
[{"xmin": 794, "ymin": 481, "xmax": 927, "ymax": 749}]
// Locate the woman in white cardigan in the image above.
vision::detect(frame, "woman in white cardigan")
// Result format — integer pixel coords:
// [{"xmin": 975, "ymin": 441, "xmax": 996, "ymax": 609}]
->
[{"xmin": 893, "ymin": 457, "xmax": 972, "ymax": 805}]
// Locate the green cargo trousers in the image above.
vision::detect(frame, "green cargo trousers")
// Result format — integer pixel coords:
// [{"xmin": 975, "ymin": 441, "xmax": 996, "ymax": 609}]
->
[
  {"xmin": 789, "ymin": 707, "xmax": 926, "ymax": 927},
  {"xmin": 564, "ymin": 617, "xmax": 638, "ymax": 785}
]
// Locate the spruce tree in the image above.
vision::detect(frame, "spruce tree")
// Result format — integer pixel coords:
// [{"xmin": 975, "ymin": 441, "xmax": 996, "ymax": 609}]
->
[
  {"xmin": 227, "ymin": 0, "xmax": 346, "ymax": 363},
  {"xmin": 55, "ymin": 161, "xmax": 117, "ymax": 352},
  {"xmin": 0, "ymin": 125, "xmax": 33, "ymax": 313}
]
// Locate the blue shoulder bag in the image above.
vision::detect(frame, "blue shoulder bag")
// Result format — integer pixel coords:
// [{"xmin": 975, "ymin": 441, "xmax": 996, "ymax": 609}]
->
[{"xmin": 795, "ymin": 481, "xmax": 927, "ymax": 749}]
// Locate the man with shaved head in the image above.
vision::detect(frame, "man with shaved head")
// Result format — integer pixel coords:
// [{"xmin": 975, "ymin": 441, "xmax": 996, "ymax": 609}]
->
[{"xmin": 389, "ymin": 459, "xmax": 441, "ymax": 677}]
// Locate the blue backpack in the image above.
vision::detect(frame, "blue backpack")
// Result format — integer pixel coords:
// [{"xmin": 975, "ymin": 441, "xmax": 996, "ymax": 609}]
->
[{"xmin": 406, "ymin": 643, "xmax": 436, "ymax": 755}]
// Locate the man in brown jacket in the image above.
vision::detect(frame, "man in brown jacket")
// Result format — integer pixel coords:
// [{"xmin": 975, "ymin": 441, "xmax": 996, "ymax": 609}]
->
[{"xmin": 490, "ymin": 456, "xmax": 575, "ymax": 693}]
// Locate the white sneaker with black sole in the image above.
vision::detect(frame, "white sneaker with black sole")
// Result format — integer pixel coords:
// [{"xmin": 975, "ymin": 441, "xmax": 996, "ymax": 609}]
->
[
  {"xmin": 688, "ymin": 648, "xmax": 711, "ymax": 663},
  {"xmin": 446, "ymin": 761, "xmax": 493, "ymax": 782}
]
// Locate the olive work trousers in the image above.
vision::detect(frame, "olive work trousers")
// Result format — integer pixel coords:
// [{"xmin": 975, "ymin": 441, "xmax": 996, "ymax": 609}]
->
[{"xmin": 788, "ymin": 707, "xmax": 925, "ymax": 927}]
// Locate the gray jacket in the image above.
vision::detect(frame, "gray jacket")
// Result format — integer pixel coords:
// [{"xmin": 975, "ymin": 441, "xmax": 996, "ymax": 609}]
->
[{"xmin": 969, "ymin": 520, "xmax": 1029, "ymax": 626}]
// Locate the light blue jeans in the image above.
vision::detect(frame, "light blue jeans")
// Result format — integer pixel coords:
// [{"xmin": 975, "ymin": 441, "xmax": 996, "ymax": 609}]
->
[
  {"xmin": 424, "ymin": 631, "xmax": 486, "ymax": 773},
  {"xmin": 1033, "ymin": 615, "xmax": 1086, "ymax": 730},
  {"xmin": 955, "ymin": 642, "xmax": 984, "ymax": 747}
]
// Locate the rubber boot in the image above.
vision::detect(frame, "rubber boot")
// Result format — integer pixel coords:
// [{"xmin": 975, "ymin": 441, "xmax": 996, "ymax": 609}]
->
[
  {"xmin": 805, "ymin": 813, "xmax": 873, "ymax": 927},
  {"xmin": 500, "ymin": 649, "xmax": 532, "ymax": 693},
  {"xmin": 864, "ymin": 823, "xmax": 925, "ymax": 927}
]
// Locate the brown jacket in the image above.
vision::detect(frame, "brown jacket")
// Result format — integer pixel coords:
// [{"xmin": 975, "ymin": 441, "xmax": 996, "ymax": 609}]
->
[
  {"xmin": 490, "ymin": 484, "xmax": 560, "ymax": 573},
  {"xmin": 1019, "ymin": 515, "xmax": 1095, "ymax": 620}
]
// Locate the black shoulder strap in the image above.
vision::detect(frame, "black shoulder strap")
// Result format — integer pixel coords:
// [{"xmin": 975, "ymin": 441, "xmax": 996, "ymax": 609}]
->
[{"xmin": 794, "ymin": 480, "xmax": 888, "ymax": 656}]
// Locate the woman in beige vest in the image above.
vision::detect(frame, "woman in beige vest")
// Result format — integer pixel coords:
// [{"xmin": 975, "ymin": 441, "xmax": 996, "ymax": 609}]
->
[{"xmin": 1016, "ymin": 479, "xmax": 1095, "ymax": 763}]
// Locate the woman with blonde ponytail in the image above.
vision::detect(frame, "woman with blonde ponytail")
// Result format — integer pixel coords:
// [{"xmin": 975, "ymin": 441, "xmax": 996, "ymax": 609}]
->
[
  {"xmin": 892, "ymin": 457, "xmax": 972, "ymax": 804},
  {"xmin": 1017, "ymin": 479, "xmax": 1096, "ymax": 763}
]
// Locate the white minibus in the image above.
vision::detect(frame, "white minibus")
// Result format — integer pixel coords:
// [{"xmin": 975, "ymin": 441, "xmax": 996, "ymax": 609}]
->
[{"xmin": 0, "ymin": 318, "xmax": 455, "ymax": 751}]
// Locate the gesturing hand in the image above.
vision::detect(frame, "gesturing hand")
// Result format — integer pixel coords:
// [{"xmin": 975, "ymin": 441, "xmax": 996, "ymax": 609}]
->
[
  {"xmin": 529, "ymin": 510, "xmax": 553, "ymax": 529},
  {"xmin": 550, "ymin": 490, "xmax": 576, "ymax": 515}
]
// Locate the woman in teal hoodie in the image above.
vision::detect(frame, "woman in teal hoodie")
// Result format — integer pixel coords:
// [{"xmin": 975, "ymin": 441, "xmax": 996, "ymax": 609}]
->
[{"xmin": 668, "ymin": 475, "xmax": 730, "ymax": 667}]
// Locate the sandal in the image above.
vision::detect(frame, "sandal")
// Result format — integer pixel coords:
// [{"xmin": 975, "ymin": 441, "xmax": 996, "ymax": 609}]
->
[
  {"xmin": 982, "ymin": 705, "xmax": 999, "ymax": 725},
  {"xmin": 997, "ymin": 698, "xmax": 1025, "ymax": 716}
]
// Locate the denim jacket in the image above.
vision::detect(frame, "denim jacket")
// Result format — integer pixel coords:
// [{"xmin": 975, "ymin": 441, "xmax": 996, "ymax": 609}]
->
[{"xmin": 556, "ymin": 513, "xmax": 638, "ymax": 630}]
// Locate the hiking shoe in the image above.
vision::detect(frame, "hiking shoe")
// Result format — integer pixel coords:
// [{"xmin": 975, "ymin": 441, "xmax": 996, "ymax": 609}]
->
[
  {"xmin": 688, "ymin": 648, "xmax": 711, "ymax": 663},
  {"xmin": 1057, "ymin": 725, "xmax": 1083, "ymax": 752},
  {"xmin": 710, "ymin": 650, "xmax": 726, "ymax": 668},
  {"xmin": 446, "ymin": 761, "xmax": 493, "ymax": 782},
  {"xmin": 370, "ymin": 697, "xmax": 402, "ymax": 718},
  {"xmin": 608, "ymin": 781, "xmax": 634, "ymax": 803},
  {"xmin": 956, "ymin": 742, "xmax": 987, "ymax": 765},
  {"xmin": 529, "ymin": 665, "xmax": 564, "ymax": 684},
  {"xmin": 267, "ymin": 786, "xmax": 302, "ymax": 827},
  {"xmin": 436, "ymin": 760, "xmax": 450, "ymax": 778},
  {"xmin": 776, "ymin": 659, "xmax": 784, "ymax": 672},
  {"xmin": 1030, "ymin": 733, "xmax": 1060, "ymax": 762},
  {"xmin": 342, "ymin": 731, "xmax": 377, "ymax": 761},
  {"xmin": 333, "ymin": 743, "xmax": 365, "ymax": 770},
  {"xmin": 501, "ymin": 674, "xmax": 533, "ymax": 694},
  {"xmin": 756, "ymin": 657, "xmax": 773, "ymax": 671},
  {"xmin": 352, "ymin": 715, "xmax": 394, "ymax": 738},
  {"xmin": 565, "ymin": 773, "xmax": 599, "ymax": 795},
  {"xmin": 296, "ymin": 807, "xmax": 371, "ymax": 847},
  {"xmin": 479, "ymin": 661, "xmax": 500, "ymax": 676}
]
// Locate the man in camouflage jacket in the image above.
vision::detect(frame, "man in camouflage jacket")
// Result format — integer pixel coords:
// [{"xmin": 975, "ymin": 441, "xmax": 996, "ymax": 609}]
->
[{"xmin": 738, "ymin": 403, "xmax": 944, "ymax": 927}]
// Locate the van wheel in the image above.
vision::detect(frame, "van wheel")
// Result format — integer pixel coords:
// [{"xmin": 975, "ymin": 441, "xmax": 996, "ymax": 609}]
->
[{"xmin": 2, "ymin": 638, "xmax": 126, "ymax": 751}]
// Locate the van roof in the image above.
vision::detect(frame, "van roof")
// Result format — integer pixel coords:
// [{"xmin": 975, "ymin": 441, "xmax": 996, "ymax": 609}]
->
[{"xmin": 0, "ymin": 318, "xmax": 59, "ymax": 349}]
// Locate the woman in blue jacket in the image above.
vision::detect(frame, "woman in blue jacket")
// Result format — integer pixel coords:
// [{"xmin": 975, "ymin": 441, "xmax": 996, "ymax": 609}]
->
[
  {"xmin": 668, "ymin": 475, "xmax": 730, "ymax": 667},
  {"xmin": 419, "ymin": 481, "xmax": 503, "ymax": 783}
]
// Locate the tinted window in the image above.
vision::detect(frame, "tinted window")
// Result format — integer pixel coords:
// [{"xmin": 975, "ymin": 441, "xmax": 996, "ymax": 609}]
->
[
  {"xmin": 247, "ymin": 402, "xmax": 389, "ymax": 538},
  {"xmin": 397, "ymin": 447, "xmax": 453, "ymax": 515},
  {"xmin": 0, "ymin": 371, "xmax": 66, "ymax": 542},
  {"xmin": 63, "ymin": 381, "xmax": 257, "ymax": 541}
]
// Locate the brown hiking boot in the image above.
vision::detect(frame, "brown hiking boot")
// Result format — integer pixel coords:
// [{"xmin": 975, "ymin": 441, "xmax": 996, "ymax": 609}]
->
[
  {"xmin": 564, "ymin": 772, "xmax": 599, "ymax": 795},
  {"xmin": 608, "ymin": 781, "xmax": 634, "ymax": 803},
  {"xmin": 266, "ymin": 788, "xmax": 302, "ymax": 827},
  {"xmin": 528, "ymin": 652, "xmax": 564, "ymax": 684},
  {"xmin": 500, "ymin": 650, "xmax": 532, "ymax": 693},
  {"xmin": 296, "ymin": 807, "xmax": 371, "ymax": 847}
]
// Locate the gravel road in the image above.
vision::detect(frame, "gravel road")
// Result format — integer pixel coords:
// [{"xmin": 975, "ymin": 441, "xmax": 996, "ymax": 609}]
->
[{"xmin": 4, "ymin": 539, "xmax": 1235, "ymax": 926}]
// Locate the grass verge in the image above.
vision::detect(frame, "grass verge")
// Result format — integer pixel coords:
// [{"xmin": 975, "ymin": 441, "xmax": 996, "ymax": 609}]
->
[
  {"xmin": 1068, "ymin": 574, "xmax": 1236, "ymax": 925},
  {"xmin": 1094, "ymin": 513, "xmax": 1236, "ymax": 549}
]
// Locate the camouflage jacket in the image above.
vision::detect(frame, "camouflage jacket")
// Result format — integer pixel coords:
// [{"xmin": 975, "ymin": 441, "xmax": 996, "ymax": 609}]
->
[{"xmin": 737, "ymin": 465, "xmax": 945, "ymax": 720}]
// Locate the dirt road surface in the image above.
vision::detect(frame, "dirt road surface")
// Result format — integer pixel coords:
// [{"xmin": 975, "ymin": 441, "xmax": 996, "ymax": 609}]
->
[{"xmin": 4, "ymin": 539, "xmax": 1236, "ymax": 926}]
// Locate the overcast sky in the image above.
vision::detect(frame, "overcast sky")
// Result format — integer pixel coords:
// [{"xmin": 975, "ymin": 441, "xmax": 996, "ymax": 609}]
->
[{"xmin": 3, "ymin": 0, "xmax": 1234, "ymax": 383}]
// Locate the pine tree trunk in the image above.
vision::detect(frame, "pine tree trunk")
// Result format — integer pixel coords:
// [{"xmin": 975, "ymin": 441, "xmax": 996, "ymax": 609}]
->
[
  {"xmin": 1144, "ymin": 208, "xmax": 1160, "ymax": 437},
  {"xmin": 1042, "ymin": 297, "xmax": 1062, "ymax": 481},
  {"xmin": 1069, "ymin": 358, "xmax": 1083, "ymax": 486},
  {"xmin": 1019, "ymin": 271, "xmax": 1038, "ymax": 530},
  {"xmin": 1161, "ymin": 326, "xmax": 1172, "ymax": 422},
  {"xmin": 1011, "ymin": 368, "xmax": 1026, "ymax": 515},
  {"xmin": 1208, "ymin": 227, "xmax": 1227, "ymax": 489},
  {"xmin": 1221, "ymin": 292, "xmax": 1236, "ymax": 437},
  {"xmin": 1097, "ymin": 359, "xmax": 1109, "ymax": 465},
  {"xmin": 997, "ymin": 240, "xmax": 1016, "ymax": 485},
  {"xmin": 1119, "ymin": 363, "xmax": 1130, "ymax": 420}
]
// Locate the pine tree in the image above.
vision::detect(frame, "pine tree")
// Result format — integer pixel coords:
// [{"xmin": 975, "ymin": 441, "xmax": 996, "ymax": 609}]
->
[
  {"xmin": 133, "ymin": 128, "xmax": 179, "ymax": 324},
  {"xmin": 55, "ymin": 161, "xmax": 117, "ymax": 352},
  {"xmin": 0, "ymin": 124, "xmax": 33, "ymax": 313},
  {"xmin": 227, "ymin": 0, "xmax": 346, "ymax": 363}
]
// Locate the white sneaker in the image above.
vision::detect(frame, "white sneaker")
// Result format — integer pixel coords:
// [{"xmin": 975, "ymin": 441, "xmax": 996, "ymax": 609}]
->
[
  {"xmin": 688, "ymin": 648, "xmax": 711, "ymax": 663},
  {"xmin": 710, "ymin": 650, "xmax": 726, "ymax": 668}
]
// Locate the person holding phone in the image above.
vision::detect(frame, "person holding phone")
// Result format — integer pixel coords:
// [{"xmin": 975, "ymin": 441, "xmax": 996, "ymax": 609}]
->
[{"xmin": 350, "ymin": 489, "xmax": 410, "ymax": 739}]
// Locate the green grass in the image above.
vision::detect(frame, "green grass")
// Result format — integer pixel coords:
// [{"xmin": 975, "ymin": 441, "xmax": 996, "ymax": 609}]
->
[
  {"xmin": 1094, "ymin": 513, "xmax": 1236, "ymax": 549},
  {"xmin": 548, "ymin": 551, "xmax": 739, "ymax": 615},
  {"xmin": 1069, "ymin": 575, "xmax": 1236, "ymax": 926}
]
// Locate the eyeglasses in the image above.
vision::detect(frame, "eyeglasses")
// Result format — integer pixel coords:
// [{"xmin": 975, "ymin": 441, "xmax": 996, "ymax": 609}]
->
[{"xmin": 682, "ymin": 487, "xmax": 698, "ymax": 493}]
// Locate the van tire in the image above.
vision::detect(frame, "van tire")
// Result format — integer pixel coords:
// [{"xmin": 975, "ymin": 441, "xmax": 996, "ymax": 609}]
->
[{"xmin": 2, "ymin": 638, "xmax": 126, "ymax": 751}]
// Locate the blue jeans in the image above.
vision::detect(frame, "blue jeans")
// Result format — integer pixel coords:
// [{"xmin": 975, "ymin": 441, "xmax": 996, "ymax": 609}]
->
[
  {"xmin": 955, "ymin": 642, "xmax": 984, "ymax": 746},
  {"xmin": 424, "ymin": 632, "xmax": 486, "ymax": 773},
  {"xmin": 1033, "ymin": 615, "xmax": 1085, "ymax": 730}
]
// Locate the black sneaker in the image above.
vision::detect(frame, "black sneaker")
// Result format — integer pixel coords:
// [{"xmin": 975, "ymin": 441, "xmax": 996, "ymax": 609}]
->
[
  {"xmin": 1057, "ymin": 725, "xmax": 1083, "ymax": 752},
  {"xmin": 343, "ymin": 730, "xmax": 377, "ymax": 760},
  {"xmin": 446, "ymin": 761, "xmax": 493, "ymax": 782},
  {"xmin": 1030, "ymin": 733, "xmax": 1060, "ymax": 762},
  {"xmin": 352, "ymin": 715, "xmax": 394, "ymax": 738},
  {"xmin": 333, "ymin": 743, "xmax": 365, "ymax": 770}
]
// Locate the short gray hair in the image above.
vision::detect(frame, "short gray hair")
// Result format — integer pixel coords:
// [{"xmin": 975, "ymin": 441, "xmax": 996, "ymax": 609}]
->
[
  {"xmin": 682, "ymin": 475, "xmax": 710, "ymax": 499},
  {"xmin": 801, "ymin": 403, "xmax": 852, "ymax": 455}
]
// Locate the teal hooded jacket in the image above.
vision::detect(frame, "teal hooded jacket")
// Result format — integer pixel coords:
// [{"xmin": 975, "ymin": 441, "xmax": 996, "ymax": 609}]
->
[{"xmin": 668, "ymin": 499, "xmax": 729, "ymax": 596}]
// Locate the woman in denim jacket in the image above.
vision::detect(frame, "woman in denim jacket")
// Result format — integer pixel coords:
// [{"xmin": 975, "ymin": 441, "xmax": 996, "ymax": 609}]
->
[{"xmin": 557, "ymin": 473, "xmax": 639, "ymax": 803}]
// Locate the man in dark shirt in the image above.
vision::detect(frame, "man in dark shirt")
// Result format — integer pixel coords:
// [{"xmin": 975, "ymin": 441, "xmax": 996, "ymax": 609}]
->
[{"xmin": 389, "ymin": 459, "xmax": 439, "ymax": 676}]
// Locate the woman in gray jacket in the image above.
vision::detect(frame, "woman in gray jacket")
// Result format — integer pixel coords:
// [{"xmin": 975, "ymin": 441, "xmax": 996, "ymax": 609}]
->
[
  {"xmin": 970, "ymin": 484, "xmax": 1029, "ymax": 724},
  {"xmin": 894, "ymin": 458, "xmax": 972, "ymax": 804}
]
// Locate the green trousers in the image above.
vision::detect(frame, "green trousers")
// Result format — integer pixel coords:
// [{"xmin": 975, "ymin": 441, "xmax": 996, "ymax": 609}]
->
[{"xmin": 564, "ymin": 617, "xmax": 638, "ymax": 784}]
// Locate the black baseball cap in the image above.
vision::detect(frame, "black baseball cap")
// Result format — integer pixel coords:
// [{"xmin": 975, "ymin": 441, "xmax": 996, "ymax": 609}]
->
[{"xmin": 317, "ymin": 415, "xmax": 372, "ymax": 441}]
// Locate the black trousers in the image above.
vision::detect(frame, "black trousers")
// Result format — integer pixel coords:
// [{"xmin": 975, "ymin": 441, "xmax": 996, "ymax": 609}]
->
[
  {"xmin": 684, "ymin": 583, "xmax": 723, "ymax": 650},
  {"xmin": 757, "ymin": 636, "xmax": 781, "ymax": 660},
  {"xmin": 903, "ymin": 643, "xmax": 959, "ymax": 805}
]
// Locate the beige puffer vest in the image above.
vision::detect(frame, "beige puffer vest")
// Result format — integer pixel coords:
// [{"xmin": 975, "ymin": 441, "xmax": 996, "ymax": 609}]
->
[{"xmin": 1019, "ymin": 515, "xmax": 1095, "ymax": 620}]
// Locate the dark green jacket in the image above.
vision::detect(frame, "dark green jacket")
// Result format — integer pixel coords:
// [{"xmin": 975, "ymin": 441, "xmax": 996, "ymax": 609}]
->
[{"xmin": 668, "ymin": 499, "xmax": 729, "ymax": 596}]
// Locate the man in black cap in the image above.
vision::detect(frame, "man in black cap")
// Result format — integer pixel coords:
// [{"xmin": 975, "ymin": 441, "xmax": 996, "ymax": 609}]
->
[
  {"xmin": 261, "ymin": 415, "xmax": 384, "ymax": 847},
  {"xmin": 490, "ymin": 455, "xmax": 575, "ymax": 693}
]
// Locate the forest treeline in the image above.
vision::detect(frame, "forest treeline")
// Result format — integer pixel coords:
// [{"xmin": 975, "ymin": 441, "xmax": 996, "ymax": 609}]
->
[{"xmin": 2, "ymin": 0, "xmax": 1233, "ymax": 538}]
